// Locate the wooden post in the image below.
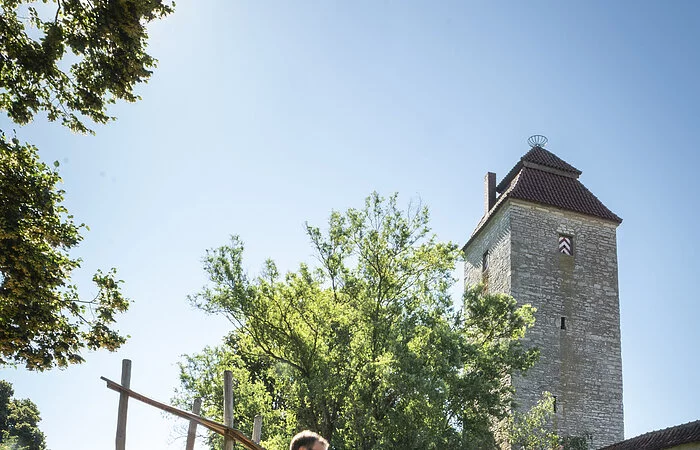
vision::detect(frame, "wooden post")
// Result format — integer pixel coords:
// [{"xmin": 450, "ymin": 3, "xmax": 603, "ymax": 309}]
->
[
  {"xmin": 185, "ymin": 397, "xmax": 202, "ymax": 450},
  {"xmin": 115, "ymin": 359, "xmax": 132, "ymax": 450},
  {"xmin": 252, "ymin": 415, "xmax": 262, "ymax": 444},
  {"xmin": 223, "ymin": 371, "xmax": 234, "ymax": 450}
]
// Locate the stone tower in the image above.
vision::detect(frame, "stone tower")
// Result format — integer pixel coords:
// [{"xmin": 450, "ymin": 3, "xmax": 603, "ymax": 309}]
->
[{"xmin": 463, "ymin": 137, "xmax": 624, "ymax": 449}]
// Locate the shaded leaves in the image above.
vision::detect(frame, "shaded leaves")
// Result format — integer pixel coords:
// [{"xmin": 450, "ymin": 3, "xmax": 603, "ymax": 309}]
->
[
  {"xmin": 0, "ymin": 380, "xmax": 45, "ymax": 450},
  {"xmin": 0, "ymin": 135, "xmax": 129, "ymax": 370}
]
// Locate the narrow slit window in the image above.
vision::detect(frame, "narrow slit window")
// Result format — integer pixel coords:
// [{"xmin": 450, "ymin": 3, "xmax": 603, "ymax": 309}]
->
[
  {"xmin": 482, "ymin": 250, "xmax": 489, "ymax": 272},
  {"xmin": 558, "ymin": 234, "xmax": 573, "ymax": 256},
  {"xmin": 561, "ymin": 317, "xmax": 566, "ymax": 330},
  {"xmin": 553, "ymin": 395, "xmax": 557, "ymax": 412}
]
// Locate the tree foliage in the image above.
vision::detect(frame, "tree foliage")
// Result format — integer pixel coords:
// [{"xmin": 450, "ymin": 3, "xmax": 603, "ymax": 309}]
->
[
  {"xmin": 509, "ymin": 392, "xmax": 560, "ymax": 450},
  {"xmin": 0, "ymin": 134, "xmax": 129, "ymax": 370},
  {"xmin": 0, "ymin": 380, "xmax": 46, "ymax": 450},
  {"xmin": 0, "ymin": 0, "xmax": 174, "ymax": 134},
  {"xmin": 508, "ymin": 391, "xmax": 592, "ymax": 450},
  {"xmin": 0, "ymin": 0, "xmax": 173, "ymax": 370},
  {"xmin": 174, "ymin": 193, "xmax": 539, "ymax": 450},
  {"xmin": 561, "ymin": 435, "xmax": 591, "ymax": 450}
]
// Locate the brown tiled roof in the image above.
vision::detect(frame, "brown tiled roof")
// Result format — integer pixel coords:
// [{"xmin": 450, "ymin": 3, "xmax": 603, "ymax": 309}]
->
[
  {"xmin": 509, "ymin": 167, "xmax": 622, "ymax": 223},
  {"xmin": 598, "ymin": 420, "xmax": 700, "ymax": 450},
  {"xmin": 497, "ymin": 146, "xmax": 582, "ymax": 192},
  {"xmin": 463, "ymin": 147, "xmax": 621, "ymax": 250}
]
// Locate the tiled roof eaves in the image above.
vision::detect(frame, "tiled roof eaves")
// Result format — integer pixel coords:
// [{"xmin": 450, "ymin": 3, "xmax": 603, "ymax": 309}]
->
[
  {"xmin": 496, "ymin": 146, "xmax": 581, "ymax": 192},
  {"xmin": 496, "ymin": 161, "xmax": 522, "ymax": 193},
  {"xmin": 509, "ymin": 168, "xmax": 622, "ymax": 224},
  {"xmin": 524, "ymin": 146, "xmax": 582, "ymax": 175},
  {"xmin": 463, "ymin": 168, "xmax": 622, "ymax": 251},
  {"xmin": 598, "ymin": 420, "xmax": 700, "ymax": 450}
]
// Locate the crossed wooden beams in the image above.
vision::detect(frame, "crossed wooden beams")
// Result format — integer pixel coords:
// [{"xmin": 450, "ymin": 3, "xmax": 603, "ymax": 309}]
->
[{"xmin": 102, "ymin": 359, "xmax": 265, "ymax": 450}]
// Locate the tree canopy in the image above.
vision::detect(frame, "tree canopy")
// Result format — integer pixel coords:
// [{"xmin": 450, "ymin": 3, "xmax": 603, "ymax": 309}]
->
[
  {"xmin": 0, "ymin": 0, "xmax": 174, "ymax": 134},
  {"xmin": 174, "ymin": 193, "xmax": 539, "ymax": 450},
  {"xmin": 0, "ymin": 380, "xmax": 46, "ymax": 450},
  {"xmin": 0, "ymin": 135, "xmax": 129, "ymax": 370},
  {"xmin": 0, "ymin": 0, "xmax": 173, "ymax": 370}
]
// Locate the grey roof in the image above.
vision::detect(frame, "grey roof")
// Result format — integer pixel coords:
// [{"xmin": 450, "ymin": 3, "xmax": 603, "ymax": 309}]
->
[{"xmin": 598, "ymin": 420, "xmax": 700, "ymax": 450}]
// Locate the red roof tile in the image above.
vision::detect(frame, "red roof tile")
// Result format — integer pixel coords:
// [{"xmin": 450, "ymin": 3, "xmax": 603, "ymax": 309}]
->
[
  {"xmin": 523, "ymin": 146, "xmax": 581, "ymax": 174},
  {"xmin": 598, "ymin": 420, "xmax": 700, "ymax": 450},
  {"xmin": 509, "ymin": 167, "xmax": 621, "ymax": 223},
  {"xmin": 497, "ymin": 146, "xmax": 582, "ymax": 192}
]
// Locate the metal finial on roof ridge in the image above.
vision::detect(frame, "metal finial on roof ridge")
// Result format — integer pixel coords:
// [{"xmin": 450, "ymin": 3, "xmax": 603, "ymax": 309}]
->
[{"xmin": 527, "ymin": 135, "xmax": 548, "ymax": 148}]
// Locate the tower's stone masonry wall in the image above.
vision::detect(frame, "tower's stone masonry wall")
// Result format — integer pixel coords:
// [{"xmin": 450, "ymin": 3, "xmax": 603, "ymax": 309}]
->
[
  {"xmin": 463, "ymin": 198, "xmax": 624, "ymax": 450},
  {"xmin": 464, "ymin": 206, "xmax": 511, "ymax": 294},
  {"xmin": 508, "ymin": 200, "xmax": 624, "ymax": 449}
]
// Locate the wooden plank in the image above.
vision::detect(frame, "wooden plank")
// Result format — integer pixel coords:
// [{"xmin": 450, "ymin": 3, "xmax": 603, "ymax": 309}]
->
[
  {"xmin": 223, "ymin": 370, "xmax": 234, "ymax": 450},
  {"xmin": 116, "ymin": 359, "xmax": 131, "ymax": 450},
  {"xmin": 252, "ymin": 415, "xmax": 262, "ymax": 444},
  {"xmin": 101, "ymin": 377, "xmax": 265, "ymax": 450},
  {"xmin": 185, "ymin": 397, "xmax": 202, "ymax": 450}
]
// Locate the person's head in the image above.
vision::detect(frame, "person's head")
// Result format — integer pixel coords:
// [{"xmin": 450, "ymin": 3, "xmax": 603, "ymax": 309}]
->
[{"xmin": 289, "ymin": 430, "xmax": 329, "ymax": 450}]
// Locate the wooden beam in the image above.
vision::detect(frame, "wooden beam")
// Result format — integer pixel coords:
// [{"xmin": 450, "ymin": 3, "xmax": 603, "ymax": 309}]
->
[
  {"xmin": 223, "ymin": 370, "xmax": 234, "ymax": 450},
  {"xmin": 185, "ymin": 397, "xmax": 202, "ymax": 450},
  {"xmin": 115, "ymin": 359, "xmax": 131, "ymax": 450},
  {"xmin": 252, "ymin": 415, "xmax": 262, "ymax": 444},
  {"xmin": 101, "ymin": 377, "xmax": 265, "ymax": 450}
]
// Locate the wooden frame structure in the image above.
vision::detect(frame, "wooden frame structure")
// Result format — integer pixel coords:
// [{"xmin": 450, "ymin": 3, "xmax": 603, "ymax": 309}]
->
[{"xmin": 102, "ymin": 359, "xmax": 265, "ymax": 450}]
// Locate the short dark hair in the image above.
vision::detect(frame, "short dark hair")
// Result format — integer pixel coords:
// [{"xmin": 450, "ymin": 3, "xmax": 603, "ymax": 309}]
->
[{"xmin": 289, "ymin": 430, "xmax": 329, "ymax": 450}]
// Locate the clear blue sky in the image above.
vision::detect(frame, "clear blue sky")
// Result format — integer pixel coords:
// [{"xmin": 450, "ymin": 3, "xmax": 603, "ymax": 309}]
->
[{"xmin": 2, "ymin": 1, "xmax": 699, "ymax": 448}]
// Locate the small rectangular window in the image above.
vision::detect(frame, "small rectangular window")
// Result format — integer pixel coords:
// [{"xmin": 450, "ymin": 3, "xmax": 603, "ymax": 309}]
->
[
  {"xmin": 561, "ymin": 317, "xmax": 566, "ymax": 330},
  {"xmin": 558, "ymin": 235, "xmax": 573, "ymax": 256},
  {"xmin": 482, "ymin": 250, "xmax": 489, "ymax": 271},
  {"xmin": 553, "ymin": 395, "xmax": 557, "ymax": 412}
]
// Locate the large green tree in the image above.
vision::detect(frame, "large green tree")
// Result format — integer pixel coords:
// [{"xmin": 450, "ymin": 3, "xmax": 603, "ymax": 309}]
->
[
  {"xmin": 0, "ymin": 380, "xmax": 45, "ymax": 450},
  {"xmin": 0, "ymin": 0, "xmax": 173, "ymax": 370},
  {"xmin": 174, "ymin": 193, "xmax": 539, "ymax": 450}
]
